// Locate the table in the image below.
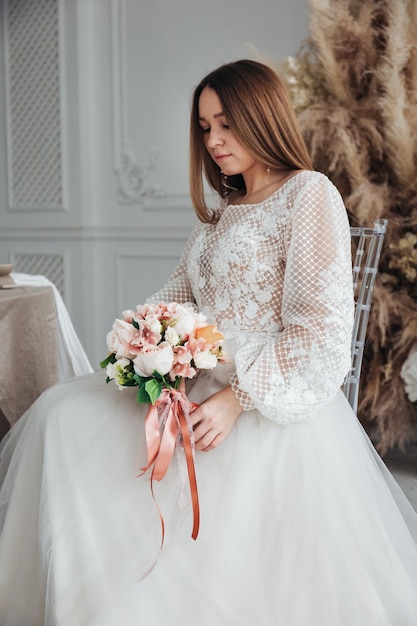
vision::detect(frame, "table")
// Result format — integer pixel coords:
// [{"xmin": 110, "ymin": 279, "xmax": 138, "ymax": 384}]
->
[{"xmin": 0, "ymin": 285, "xmax": 60, "ymax": 436}]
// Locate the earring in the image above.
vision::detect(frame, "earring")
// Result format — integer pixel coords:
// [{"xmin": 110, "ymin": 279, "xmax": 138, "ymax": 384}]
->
[
  {"xmin": 220, "ymin": 170, "xmax": 228, "ymax": 189},
  {"xmin": 220, "ymin": 170, "xmax": 238, "ymax": 194},
  {"xmin": 221, "ymin": 171, "xmax": 229, "ymax": 193},
  {"xmin": 266, "ymin": 166, "xmax": 271, "ymax": 184}
]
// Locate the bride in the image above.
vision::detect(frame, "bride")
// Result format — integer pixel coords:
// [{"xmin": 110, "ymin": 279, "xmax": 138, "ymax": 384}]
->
[{"xmin": 1, "ymin": 59, "xmax": 416, "ymax": 626}]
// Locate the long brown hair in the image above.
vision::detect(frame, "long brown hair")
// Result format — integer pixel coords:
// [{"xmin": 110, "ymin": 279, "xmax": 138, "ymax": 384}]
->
[{"xmin": 189, "ymin": 59, "xmax": 313, "ymax": 223}]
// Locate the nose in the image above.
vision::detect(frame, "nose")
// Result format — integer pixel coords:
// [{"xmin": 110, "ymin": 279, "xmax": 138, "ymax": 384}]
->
[{"xmin": 206, "ymin": 128, "xmax": 224, "ymax": 149}]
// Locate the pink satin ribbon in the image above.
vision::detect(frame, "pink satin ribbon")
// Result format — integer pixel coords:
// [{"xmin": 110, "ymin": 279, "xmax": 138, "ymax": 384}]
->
[{"xmin": 139, "ymin": 383, "xmax": 200, "ymax": 550}]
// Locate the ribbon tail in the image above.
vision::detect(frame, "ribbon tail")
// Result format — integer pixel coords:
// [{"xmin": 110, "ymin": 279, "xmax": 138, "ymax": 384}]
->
[
  {"xmin": 177, "ymin": 402, "xmax": 200, "ymax": 540},
  {"xmin": 152, "ymin": 406, "xmax": 178, "ymax": 481},
  {"xmin": 138, "ymin": 402, "xmax": 177, "ymax": 580},
  {"xmin": 138, "ymin": 403, "xmax": 162, "ymax": 476},
  {"xmin": 143, "ymin": 404, "xmax": 178, "ymax": 578}
]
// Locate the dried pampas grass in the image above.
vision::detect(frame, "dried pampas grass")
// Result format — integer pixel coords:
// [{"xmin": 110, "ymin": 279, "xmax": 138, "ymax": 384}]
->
[{"xmin": 261, "ymin": 0, "xmax": 417, "ymax": 452}]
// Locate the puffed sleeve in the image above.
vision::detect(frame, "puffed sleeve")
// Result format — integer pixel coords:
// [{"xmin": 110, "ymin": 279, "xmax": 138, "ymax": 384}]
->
[
  {"xmin": 145, "ymin": 222, "xmax": 202, "ymax": 306},
  {"xmin": 230, "ymin": 175, "xmax": 354, "ymax": 423}
]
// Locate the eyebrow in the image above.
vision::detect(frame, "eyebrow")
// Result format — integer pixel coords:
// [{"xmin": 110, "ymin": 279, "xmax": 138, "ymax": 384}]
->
[{"xmin": 198, "ymin": 111, "xmax": 225, "ymax": 121}]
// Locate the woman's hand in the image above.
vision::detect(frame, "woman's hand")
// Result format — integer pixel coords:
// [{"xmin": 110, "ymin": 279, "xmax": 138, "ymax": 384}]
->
[{"xmin": 190, "ymin": 386, "xmax": 243, "ymax": 452}]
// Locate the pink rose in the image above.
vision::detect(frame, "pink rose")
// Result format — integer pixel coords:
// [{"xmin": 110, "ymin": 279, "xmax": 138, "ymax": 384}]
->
[
  {"xmin": 187, "ymin": 336, "xmax": 210, "ymax": 357},
  {"xmin": 117, "ymin": 324, "xmax": 144, "ymax": 358},
  {"xmin": 169, "ymin": 361, "xmax": 196, "ymax": 380},
  {"xmin": 136, "ymin": 302, "xmax": 169, "ymax": 320},
  {"xmin": 173, "ymin": 344, "xmax": 193, "ymax": 364},
  {"xmin": 122, "ymin": 309, "xmax": 135, "ymax": 323},
  {"xmin": 107, "ymin": 319, "xmax": 141, "ymax": 359},
  {"xmin": 169, "ymin": 345, "xmax": 195, "ymax": 380}
]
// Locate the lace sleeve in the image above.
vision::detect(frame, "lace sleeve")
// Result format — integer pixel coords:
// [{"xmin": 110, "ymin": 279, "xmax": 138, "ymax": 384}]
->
[
  {"xmin": 231, "ymin": 176, "xmax": 354, "ymax": 423},
  {"xmin": 145, "ymin": 223, "xmax": 201, "ymax": 306}
]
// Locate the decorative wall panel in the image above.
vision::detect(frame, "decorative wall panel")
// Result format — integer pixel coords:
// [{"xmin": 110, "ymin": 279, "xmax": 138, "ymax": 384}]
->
[
  {"xmin": 115, "ymin": 250, "xmax": 183, "ymax": 312},
  {"xmin": 4, "ymin": 0, "xmax": 64, "ymax": 210},
  {"xmin": 11, "ymin": 252, "xmax": 65, "ymax": 297}
]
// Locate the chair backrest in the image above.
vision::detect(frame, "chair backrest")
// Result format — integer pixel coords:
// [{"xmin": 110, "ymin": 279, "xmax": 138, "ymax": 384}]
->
[{"xmin": 342, "ymin": 218, "xmax": 388, "ymax": 414}]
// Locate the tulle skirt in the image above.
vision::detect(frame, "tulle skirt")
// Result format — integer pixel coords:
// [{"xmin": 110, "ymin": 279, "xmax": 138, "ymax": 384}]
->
[{"xmin": 0, "ymin": 370, "xmax": 417, "ymax": 626}]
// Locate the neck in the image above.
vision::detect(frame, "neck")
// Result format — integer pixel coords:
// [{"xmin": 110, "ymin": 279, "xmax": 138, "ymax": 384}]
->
[{"xmin": 238, "ymin": 168, "xmax": 295, "ymax": 203}]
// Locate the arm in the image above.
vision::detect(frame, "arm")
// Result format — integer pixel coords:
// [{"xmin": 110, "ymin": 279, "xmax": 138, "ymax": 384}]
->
[{"xmin": 230, "ymin": 175, "xmax": 354, "ymax": 424}]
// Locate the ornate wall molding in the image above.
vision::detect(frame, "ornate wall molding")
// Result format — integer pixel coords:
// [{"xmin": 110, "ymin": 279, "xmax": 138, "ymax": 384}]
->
[
  {"xmin": 0, "ymin": 224, "xmax": 192, "ymax": 240},
  {"xmin": 111, "ymin": 0, "xmax": 163, "ymax": 204}
]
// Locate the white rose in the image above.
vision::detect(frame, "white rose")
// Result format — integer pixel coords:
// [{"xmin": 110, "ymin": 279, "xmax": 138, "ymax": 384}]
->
[
  {"xmin": 171, "ymin": 305, "xmax": 197, "ymax": 337},
  {"xmin": 164, "ymin": 326, "xmax": 180, "ymax": 346},
  {"xmin": 116, "ymin": 357, "xmax": 130, "ymax": 369},
  {"xmin": 106, "ymin": 362, "xmax": 117, "ymax": 380},
  {"xmin": 133, "ymin": 344, "xmax": 174, "ymax": 377},
  {"xmin": 147, "ymin": 318, "xmax": 163, "ymax": 334},
  {"xmin": 194, "ymin": 351, "xmax": 218, "ymax": 370},
  {"xmin": 106, "ymin": 357, "xmax": 130, "ymax": 389}
]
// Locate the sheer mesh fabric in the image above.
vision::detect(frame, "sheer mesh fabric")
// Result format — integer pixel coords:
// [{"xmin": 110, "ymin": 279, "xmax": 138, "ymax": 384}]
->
[{"xmin": 148, "ymin": 171, "xmax": 354, "ymax": 423}]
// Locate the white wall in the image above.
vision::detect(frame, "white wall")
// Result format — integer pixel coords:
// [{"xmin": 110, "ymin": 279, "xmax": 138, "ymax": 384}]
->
[{"xmin": 0, "ymin": 0, "xmax": 309, "ymax": 368}]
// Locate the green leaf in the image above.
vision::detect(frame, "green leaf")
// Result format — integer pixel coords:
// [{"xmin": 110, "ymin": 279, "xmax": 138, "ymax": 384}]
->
[
  {"xmin": 100, "ymin": 353, "xmax": 116, "ymax": 369},
  {"xmin": 145, "ymin": 379, "xmax": 162, "ymax": 405},
  {"xmin": 131, "ymin": 318, "xmax": 139, "ymax": 330},
  {"xmin": 137, "ymin": 383, "xmax": 151, "ymax": 404}
]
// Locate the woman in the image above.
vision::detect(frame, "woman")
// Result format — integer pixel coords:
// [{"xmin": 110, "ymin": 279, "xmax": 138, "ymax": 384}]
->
[{"xmin": 1, "ymin": 59, "xmax": 416, "ymax": 625}]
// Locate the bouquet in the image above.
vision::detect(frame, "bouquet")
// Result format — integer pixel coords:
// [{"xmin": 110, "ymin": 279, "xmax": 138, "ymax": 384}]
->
[{"xmin": 100, "ymin": 301, "xmax": 226, "ymax": 541}]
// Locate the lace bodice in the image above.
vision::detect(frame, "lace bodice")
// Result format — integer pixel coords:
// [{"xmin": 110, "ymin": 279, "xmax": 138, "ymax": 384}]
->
[{"xmin": 148, "ymin": 171, "xmax": 354, "ymax": 423}]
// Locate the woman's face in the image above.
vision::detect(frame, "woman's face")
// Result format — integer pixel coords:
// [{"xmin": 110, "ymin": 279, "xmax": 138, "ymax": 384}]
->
[{"xmin": 198, "ymin": 87, "xmax": 259, "ymax": 179}]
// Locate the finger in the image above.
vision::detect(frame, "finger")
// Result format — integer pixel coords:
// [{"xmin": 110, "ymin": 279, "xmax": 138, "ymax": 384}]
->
[
  {"xmin": 189, "ymin": 414, "xmax": 199, "ymax": 427},
  {"xmin": 202, "ymin": 433, "xmax": 223, "ymax": 451},
  {"xmin": 192, "ymin": 421, "xmax": 212, "ymax": 442},
  {"xmin": 192, "ymin": 423, "xmax": 204, "ymax": 441},
  {"xmin": 189, "ymin": 408, "xmax": 204, "ymax": 427},
  {"xmin": 194, "ymin": 430, "xmax": 215, "ymax": 451}
]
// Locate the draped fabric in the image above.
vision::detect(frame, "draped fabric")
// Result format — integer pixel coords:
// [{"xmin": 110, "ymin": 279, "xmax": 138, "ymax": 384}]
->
[{"xmin": 12, "ymin": 273, "xmax": 93, "ymax": 379}]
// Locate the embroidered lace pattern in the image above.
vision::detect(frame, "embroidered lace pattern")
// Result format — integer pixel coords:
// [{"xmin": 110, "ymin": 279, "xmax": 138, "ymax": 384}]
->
[{"xmin": 148, "ymin": 171, "xmax": 354, "ymax": 423}]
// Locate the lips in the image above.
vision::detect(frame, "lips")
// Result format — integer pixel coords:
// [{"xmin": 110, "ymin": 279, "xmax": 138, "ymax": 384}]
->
[{"xmin": 214, "ymin": 154, "xmax": 231, "ymax": 162}]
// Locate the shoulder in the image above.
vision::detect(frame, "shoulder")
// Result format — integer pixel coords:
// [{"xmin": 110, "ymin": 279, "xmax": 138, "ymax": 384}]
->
[
  {"xmin": 289, "ymin": 170, "xmax": 346, "ymax": 213},
  {"xmin": 283, "ymin": 170, "xmax": 349, "ymax": 241},
  {"xmin": 290, "ymin": 170, "xmax": 341, "ymax": 196}
]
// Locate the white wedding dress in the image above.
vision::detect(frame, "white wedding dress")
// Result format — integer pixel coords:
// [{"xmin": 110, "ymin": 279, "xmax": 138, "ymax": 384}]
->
[{"xmin": 1, "ymin": 171, "xmax": 416, "ymax": 626}]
